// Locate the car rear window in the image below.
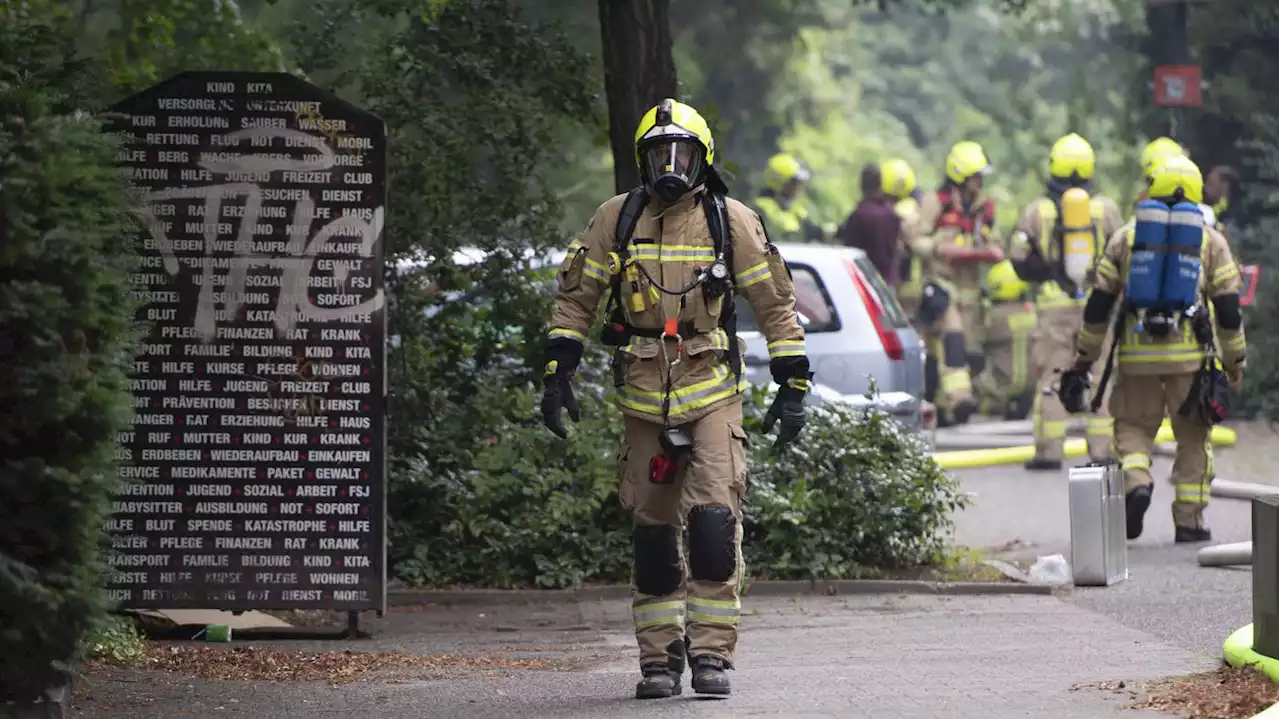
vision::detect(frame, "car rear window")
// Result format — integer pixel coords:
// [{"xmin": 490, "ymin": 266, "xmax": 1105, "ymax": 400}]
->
[
  {"xmin": 853, "ymin": 255, "xmax": 911, "ymax": 329},
  {"xmin": 734, "ymin": 263, "xmax": 839, "ymax": 333}
]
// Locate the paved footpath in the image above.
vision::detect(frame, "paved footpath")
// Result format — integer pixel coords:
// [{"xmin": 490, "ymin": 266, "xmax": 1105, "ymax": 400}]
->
[
  {"xmin": 72, "ymin": 423, "xmax": 1274, "ymax": 719},
  {"xmin": 75, "ymin": 593, "xmax": 1210, "ymax": 719}
]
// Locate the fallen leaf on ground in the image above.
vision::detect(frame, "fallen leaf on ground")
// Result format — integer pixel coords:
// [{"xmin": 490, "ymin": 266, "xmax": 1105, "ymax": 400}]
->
[
  {"xmin": 88, "ymin": 644, "xmax": 557, "ymax": 684},
  {"xmin": 1129, "ymin": 666, "xmax": 1277, "ymax": 718}
]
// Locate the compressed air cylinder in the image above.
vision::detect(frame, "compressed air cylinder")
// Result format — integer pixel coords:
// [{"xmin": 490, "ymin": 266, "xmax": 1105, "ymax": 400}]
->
[
  {"xmin": 1125, "ymin": 199, "xmax": 1171, "ymax": 309},
  {"xmin": 1060, "ymin": 188, "xmax": 1094, "ymax": 291},
  {"xmin": 1164, "ymin": 201, "xmax": 1205, "ymax": 310}
]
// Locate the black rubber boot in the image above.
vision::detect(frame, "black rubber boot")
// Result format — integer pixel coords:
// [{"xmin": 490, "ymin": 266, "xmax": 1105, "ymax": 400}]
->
[
  {"xmin": 690, "ymin": 655, "xmax": 732, "ymax": 697},
  {"xmin": 952, "ymin": 399, "xmax": 978, "ymax": 426},
  {"xmin": 634, "ymin": 638, "xmax": 687, "ymax": 700},
  {"xmin": 1024, "ymin": 458, "xmax": 1063, "ymax": 471},
  {"xmin": 1175, "ymin": 526, "xmax": 1213, "ymax": 543},
  {"xmin": 1125, "ymin": 484, "xmax": 1153, "ymax": 540}
]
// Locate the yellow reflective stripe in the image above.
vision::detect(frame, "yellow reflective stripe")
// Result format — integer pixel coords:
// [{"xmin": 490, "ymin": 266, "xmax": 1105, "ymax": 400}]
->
[
  {"xmin": 630, "ymin": 246, "xmax": 717, "ymax": 263},
  {"xmin": 1086, "ymin": 417, "xmax": 1114, "ymax": 437},
  {"xmin": 1080, "ymin": 325, "xmax": 1105, "ymax": 344},
  {"xmin": 567, "ymin": 239, "xmax": 583, "ymax": 252},
  {"xmin": 633, "ymin": 600, "xmax": 685, "ymax": 629},
  {"xmin": 1036, "ymin": 420, "xmax": 1067, "ymax": 440},
  {"xmin": 1222, "ymin": 334, "xmax": 1247, "ymax": 353},
  {"xmin": 548, "ymin": 328, "xmax": 586, "ymax": 343},
  {"xmin": 1011, "ymin": 331, "xmax": 1028, "ymax": 388},
  {"xmin": 583, "ymin": 261, "xmax": 608, "ymax": 283},
  {"xmin": 1212, "ymin": 262, "xmax": 1239, "ymax": 284},
  {"xmin": 617, "ymin": 367, "xmax": 741, "ymax": 418},
  {"xmin": 1095, "ymin": 258, "xmax": 1120, "ymax": 282},
  {"xmin": 1121, "ymin": 453, "xmax": 1150, "ymax": 471},
  {"xmin": 1174, "ymin": 483, "xmax": 1210, "ymax": 504},
  {"xmin": 735, "ymin": 262, "xmax": 771, "ymax": 288},
  {"xmin": 939, "ymin": 369, "xmax": 971, "ymax": 393},
  {"xmin": 767, "ymin": 339, "xmax": 805, "ymax": 359},
  {"xmin": 687, "ymin": 597, "xmax": 740, "ymax": 626},
  {"xmin": 1117, "ymin": 347, "xmax": 1204, "ymax": 363}
]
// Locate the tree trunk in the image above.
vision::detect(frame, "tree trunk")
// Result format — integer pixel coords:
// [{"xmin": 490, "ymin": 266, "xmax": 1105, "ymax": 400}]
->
[{"xmin": 597, "ymin": 0, "xmax": 678, "ymax": 194}]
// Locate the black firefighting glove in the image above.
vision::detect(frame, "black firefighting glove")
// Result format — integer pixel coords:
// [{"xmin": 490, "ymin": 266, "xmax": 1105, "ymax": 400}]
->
[
  {"xmin": 1056, "ymin": 361, "xmax": 1093, "ymax": 415},
  {"xmin": 541, "ymin": 338, "xmax": 583, "ymax": 439},
  {"xmin": 763, "ymin": 357, "xmax": 811, "ymax": 449}
]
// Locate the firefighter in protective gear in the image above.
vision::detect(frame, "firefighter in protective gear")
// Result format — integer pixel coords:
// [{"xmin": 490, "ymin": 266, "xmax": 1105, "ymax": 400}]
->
[
  {"xmin": 1008, "ymin": 133, "xmax": 1124, "ymax": 470},
  {"xmin": 753, "ymin": 153, "xmax": 834, "ymax": 243},
  {"xmin": 916, "ymin": 141, "xmax": 1002, "ymax": 426},
  {"xmin": 974, "ymin": 260, "xmax": 1036, "ymax": 419},
  {"xmin": 882, "ymin": 158, "xmax": 926, "ymax": 317},
  {"xmin": 1071, "ymin": 155, "xmax": 1246, "ymax": 543},
  {"xmin": 542, "ymin": 99, "xmax": 809, "ymax": 699}
]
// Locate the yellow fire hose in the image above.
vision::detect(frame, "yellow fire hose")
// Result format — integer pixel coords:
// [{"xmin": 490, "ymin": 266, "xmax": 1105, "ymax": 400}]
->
[
  {"xmin": 933, "ymin": 421, "xmax": 1237, "ymax": 471},
  {"xmin": 1223, "ymin": 624, "xmax": 1279, "ymax": 684}
]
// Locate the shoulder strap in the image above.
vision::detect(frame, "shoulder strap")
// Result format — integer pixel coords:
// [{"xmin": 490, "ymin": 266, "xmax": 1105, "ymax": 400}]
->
[
  {"xmin": 615, "ymin": 188, "xmax": 649, "ymax": 252},
  {"xmin": 606, "ymin": 189, "xmax": 650, "ymax": 317},
  {"xmin": 701, "ymin": 192, "xmax": 742, "ymax": 383}
]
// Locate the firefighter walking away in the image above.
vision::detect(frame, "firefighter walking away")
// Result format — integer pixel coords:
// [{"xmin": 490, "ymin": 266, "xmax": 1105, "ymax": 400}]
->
[
  {"xmin": 1009, "ymin": 133, "xmax": 1124, "ymax": 470},
  {"xmin": 1062, "ymin": 155, "xmax": 1246, "ymax": 543}
]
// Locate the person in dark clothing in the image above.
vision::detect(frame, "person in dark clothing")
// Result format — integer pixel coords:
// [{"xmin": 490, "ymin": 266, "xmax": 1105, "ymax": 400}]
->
[{"xmin": 838, "ymin": 163, "xmax": 902, "ymax": 284}]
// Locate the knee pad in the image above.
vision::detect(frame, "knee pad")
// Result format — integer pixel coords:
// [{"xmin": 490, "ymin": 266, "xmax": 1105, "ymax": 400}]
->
[
  {"xmin": 966, "ymin": 351, "xmax": 986, "ymax": 377},
  {"xmin": 924, "ymin": 355, "xmax": 939, "ymax": 401},
  {"xmin": 942, "ymin": 332, "xmax": 967, "ymax": 367},
  {"xmin": 633, "ymin": 524, "xmax": 682, "ymax": 596},
  {"xmin": 687, "ymin": 506, "xmax": 738, "ymax": 583},
  {"xmin": 1006, "ymin": 391, "xmax": 1035, "ymax": 421}
]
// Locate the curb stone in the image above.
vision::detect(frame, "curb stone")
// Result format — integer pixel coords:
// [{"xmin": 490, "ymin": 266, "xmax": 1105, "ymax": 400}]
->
[{"xmin": 387, "ymin": 579, "xmax": 1054, "ymax": 606}]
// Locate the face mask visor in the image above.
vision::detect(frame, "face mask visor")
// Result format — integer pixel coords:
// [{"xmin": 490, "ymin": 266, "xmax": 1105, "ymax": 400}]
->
[{"xmin": 642, "ymin": 139, "xmax": 705, "ymax": 202}]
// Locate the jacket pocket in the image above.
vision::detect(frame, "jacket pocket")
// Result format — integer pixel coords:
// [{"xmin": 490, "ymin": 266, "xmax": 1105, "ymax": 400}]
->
[
  {"xmin": 620, "ymin": 337, "xmax": 664, "ymax": 396},
  {"xmin": 556, "ymin": 246, "xmax": 588, "ymax": 292}
]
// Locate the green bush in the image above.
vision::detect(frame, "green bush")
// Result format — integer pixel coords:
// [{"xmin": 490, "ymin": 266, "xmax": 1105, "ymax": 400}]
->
[
  {"xmin": 0, "ymin": 3, "xmax": 141, "ymax": 702},
  {"xmin": 392, "ymin": 371, "xmax": 968, "ymax": 588},
  {"xmin": 80, "ymin": 615, "xmax": 145, "ymax": 665},
  {"xmin": 740, "ymin": 388, "xmax": 967, "ymax": 578},
  {"xmin": 1230, "ymin": 218, "xmax": 1278, "ymax": 421}
]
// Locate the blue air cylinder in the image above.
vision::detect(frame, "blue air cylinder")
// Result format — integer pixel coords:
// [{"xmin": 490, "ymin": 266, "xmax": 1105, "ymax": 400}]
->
[
  {"xmin": 1163, "ymin": 201, "xmax": 1205, "ymax": 311},
  {"xmin": 1125, "ymin": 199, "xmax": 1171, "ymax": 310}
]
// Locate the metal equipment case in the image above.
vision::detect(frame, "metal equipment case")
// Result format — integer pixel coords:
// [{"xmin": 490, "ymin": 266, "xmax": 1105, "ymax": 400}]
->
[{"xmin": 1069, "ymin": 462, "xmax": 1129, "ymax": 586}]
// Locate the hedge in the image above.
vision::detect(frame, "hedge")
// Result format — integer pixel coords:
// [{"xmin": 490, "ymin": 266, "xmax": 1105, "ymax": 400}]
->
[
  {"xmin": 390, "ymin": 351, "xmax": 967, "ymax": 588},
  {"xmin": 0, "ymin": 4, "xmax": 141, "ymax": 704}
]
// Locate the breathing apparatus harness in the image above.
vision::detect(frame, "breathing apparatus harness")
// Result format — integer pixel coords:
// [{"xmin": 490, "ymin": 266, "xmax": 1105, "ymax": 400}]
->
[
  {"xmin": 600, "ymin": 187, "xmax": 739, "ymax": 484},
  {"xmin": 1064, "ymin": 194, "xmax": 1221, "ymax": 420}
]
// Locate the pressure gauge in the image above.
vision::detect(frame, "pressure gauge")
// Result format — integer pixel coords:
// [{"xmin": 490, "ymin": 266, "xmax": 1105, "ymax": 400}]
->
[{"xmin": 709, "ymin": 260, "xmax": 729, "ymax": 281}]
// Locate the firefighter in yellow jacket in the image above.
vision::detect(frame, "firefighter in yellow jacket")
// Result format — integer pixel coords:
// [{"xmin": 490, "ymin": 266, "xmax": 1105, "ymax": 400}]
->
[
  {"xmin": 753, "ymin": 153, "xmax": 834, "ymax": 243},
  {"xmin": 1009, "ymin": 133, "xmax": 1124, "ymax": 470},
  {"xmin": 974, "ymin": 260, "xmax": 1037, "ymax": 419},
  {"xmin": 1067, "ymin": 155, "xmax": 1246, "ymax": 543},
  {"xmin": 916, "ymin": 141, "xmax": 1003, "ymax": 425},
  {"xmin": 542, "ymin": 99, "xmax": 809, "ymax": 699},
  {"xmin": 881, "ymin": 158, "xmax": 925, "ymax": 319}
]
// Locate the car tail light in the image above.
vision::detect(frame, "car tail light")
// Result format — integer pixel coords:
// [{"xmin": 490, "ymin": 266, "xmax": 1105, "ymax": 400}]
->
[{"xmin": 845, "ymin": 259, "xmax": 904, "ymax": 361}]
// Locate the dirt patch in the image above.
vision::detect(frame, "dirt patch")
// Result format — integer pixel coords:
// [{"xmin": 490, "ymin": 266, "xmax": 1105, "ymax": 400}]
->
[
  {"xmin": 1125, "ymin": 667, "xmax": 1276, "ymax": 718},
  {"xmin": 88, "ymin": 643, "xmax": 577, "ymax": 685}
]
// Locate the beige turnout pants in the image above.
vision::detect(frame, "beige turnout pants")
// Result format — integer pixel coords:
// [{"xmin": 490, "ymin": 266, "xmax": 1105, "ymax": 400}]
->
[
  {"xmin": 924, "ymin": 297, "xmax": 979, "ymax": 413},
  {"xmin": 1031, "ymin": 306, "xmax": 1113, "ymax": 462},
  {"xmin": 1109, "ymin": 372, "xmax": 1211, "ymax": 529},
  {"xmin": 620, "ymin": 399, "xmax": 747, "ymax": 668}
]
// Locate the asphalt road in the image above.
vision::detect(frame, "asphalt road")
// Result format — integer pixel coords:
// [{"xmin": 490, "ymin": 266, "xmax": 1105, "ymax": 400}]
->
[{"xmin": 949, "ymin": 421, "xmax": 1277, "ymax": 658}]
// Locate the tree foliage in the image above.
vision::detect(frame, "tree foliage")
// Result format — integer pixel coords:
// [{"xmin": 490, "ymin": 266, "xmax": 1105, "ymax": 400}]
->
[{"xmin": 0, "ymin": 1, "xmax": 141, "ymax": 701}]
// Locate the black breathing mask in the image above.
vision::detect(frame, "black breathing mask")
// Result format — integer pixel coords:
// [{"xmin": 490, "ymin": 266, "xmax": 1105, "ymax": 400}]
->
[{"xmin": 642, "ymin": 138, "xmax": 705, "ymax": 204}]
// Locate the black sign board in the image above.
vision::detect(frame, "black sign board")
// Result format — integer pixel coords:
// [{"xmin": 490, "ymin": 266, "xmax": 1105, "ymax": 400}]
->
[{"xmin": 105, "ymin": 71, "xmax": 387, "ymax": 613}]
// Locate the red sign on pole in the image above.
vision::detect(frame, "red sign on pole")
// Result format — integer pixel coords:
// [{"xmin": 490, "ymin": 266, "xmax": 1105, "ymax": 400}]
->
[
  {"xmin": 1153, "ymin": 65, "xmax": 1203, "ymax": 107},
  {"xmin": 1239, "ymin": 264, "xmax": 1260, "ymax": 307}
]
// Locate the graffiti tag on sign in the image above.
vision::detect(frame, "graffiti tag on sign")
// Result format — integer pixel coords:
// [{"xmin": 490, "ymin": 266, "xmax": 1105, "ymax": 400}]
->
[{"xmin": 106, "ymin": 71, "xmax": 388, "ymax": 614}]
